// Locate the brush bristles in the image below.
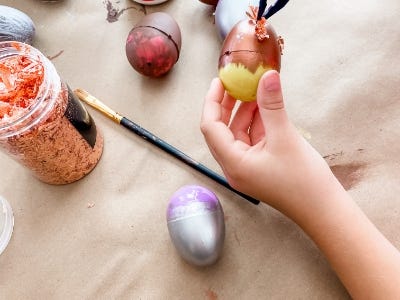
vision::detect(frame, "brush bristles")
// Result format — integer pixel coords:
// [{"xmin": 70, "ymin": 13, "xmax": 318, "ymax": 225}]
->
[{"xmin": 74, "ymin": 88, "xmax": 123, "ymax": 124}]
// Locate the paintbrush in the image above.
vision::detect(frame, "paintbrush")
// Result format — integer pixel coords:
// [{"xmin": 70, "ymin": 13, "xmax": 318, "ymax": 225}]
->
[{"xmin": 74, "ymin": 89, "xmax": 260, "ymax": 205}]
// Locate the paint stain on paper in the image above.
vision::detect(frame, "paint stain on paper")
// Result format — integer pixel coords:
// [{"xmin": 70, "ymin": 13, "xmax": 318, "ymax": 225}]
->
[
  {"xmin": 330, "ymin": 162, "xmax": 367, "ymax": 190},
  {"xmin": 233, "ymin": 230, "xmax": 241, "ymax": 246},
  {"xmin": 205, "ymin": 289, "xmax": 218, "ymax": 300},
  {"xmin": 47, "ymin": 50, "xmax": 64, "ymax": 60},
  {"xmin": 323, "ymin": 151, "xmax": 344, "ymax": 161},
  {"xmin": 324, "ymin": 149, "xmax": 367, "ymax": 190},
  {"xmin": 103, "ymin": 0, "xmax": 146, "ymax": 23}
]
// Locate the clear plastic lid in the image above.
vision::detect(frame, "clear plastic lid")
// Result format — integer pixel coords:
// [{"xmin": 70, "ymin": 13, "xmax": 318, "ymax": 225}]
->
[{"xmin": 0, "ymin": 196, "xmax": 14, "ymax": 255}]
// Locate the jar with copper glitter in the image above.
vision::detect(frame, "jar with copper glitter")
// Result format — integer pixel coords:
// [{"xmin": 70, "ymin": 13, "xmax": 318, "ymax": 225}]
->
[{"xmin": 0, "ymin": 41, "xmax": 103, "ymax": 184}]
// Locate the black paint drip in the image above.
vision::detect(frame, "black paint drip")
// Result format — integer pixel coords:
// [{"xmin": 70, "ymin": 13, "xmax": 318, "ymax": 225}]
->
[{"xmin": 65, "ymin": 86, "xmax": 97, "ymax": 148}]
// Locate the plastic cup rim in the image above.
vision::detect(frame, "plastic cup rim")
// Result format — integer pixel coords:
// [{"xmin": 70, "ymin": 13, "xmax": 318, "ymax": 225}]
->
[
  {"xmin": 0, "ymin": 195, "xmax": 14, "ymax": 256},
  {"xmin": 131, "ymin": 0, "xmax": 169, "ymax": 5}
]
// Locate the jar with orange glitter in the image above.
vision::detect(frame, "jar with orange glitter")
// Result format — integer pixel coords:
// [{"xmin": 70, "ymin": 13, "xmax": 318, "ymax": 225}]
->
[{"xmin": 0, "ymin": 41, "xmax": 103, "ymax": 184}]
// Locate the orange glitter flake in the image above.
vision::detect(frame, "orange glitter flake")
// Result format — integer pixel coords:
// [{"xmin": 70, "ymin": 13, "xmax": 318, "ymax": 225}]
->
[
  {"xmin": 0, "ymin": 102, "xmax": 11, "ymax": 118},
  {"xmin": 255, "ymin": 17, "xmax": 269, "ymax": 41},
  {"xmin": 245, "ymin": 6, "xmax": 270, "ymax": 42},
  {"xmin": 0, "ymin": 55, "xmax": 44, "ymax": 119}
]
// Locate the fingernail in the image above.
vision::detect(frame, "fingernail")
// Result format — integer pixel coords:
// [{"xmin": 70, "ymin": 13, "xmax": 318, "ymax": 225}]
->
[{"xmin": 263, "ymin": 71, "xmax": 281, "ymax": 92}]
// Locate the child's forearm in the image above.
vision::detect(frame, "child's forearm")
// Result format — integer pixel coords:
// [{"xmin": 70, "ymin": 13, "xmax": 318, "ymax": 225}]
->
[{"xmin": 293, "ymin": 180, "xmax": 400, "ymax": 299}]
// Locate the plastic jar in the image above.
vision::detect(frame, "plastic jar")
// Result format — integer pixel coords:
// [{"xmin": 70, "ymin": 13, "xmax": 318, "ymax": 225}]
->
[{"xmin": 0, "ymin": 41, "xmax": 103, "ymax": 184}]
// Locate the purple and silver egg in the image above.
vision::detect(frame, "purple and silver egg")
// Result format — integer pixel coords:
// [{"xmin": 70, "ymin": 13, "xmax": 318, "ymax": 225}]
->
[{"xmin": 166, "ymin": 185, "xmax": 225, "ymax": 267}]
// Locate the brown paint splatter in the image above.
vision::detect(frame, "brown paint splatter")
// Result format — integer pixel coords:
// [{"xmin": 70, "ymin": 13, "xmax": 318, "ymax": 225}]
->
[
  {"xmin": 47, "ymin": 50, "xmax": 64, "ymax": 60},
  {"xmin": 330, "ymin": 162, "xmax": 367, "ymax": 190},
  {"xmin": 103, "ymin": 0, "xmax": 146, "ymax": 23},
  {"xmin": 234, "ymin": 230, "xmax": 241, "ymax": 246},
  {"xmin": 141, "ymin": 4, "xmax": 147, "ymax": 15},
  {"xmin": 205, "ymin": 289, "xmax": 218, "ymax": 300},
  {"xmin": 323, "ymin": 151, "xmax": 343, "ymax": 161},
  {"xmin": 324, "ymin": 149, "xmax": 364, "ymax": 161}
]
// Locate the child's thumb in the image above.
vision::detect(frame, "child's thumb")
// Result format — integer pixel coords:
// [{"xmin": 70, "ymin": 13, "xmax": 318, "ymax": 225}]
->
[{"xmin": 257, "ymin": 70, "xmax": 288, "ymax": 132}]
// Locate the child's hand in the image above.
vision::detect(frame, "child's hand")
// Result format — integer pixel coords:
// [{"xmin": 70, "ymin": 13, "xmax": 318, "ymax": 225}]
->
[
  {"xmin": 200, "ymin": 70, "xmax": 400, "ymax": 298},
  {"xmin": 200, "ymin": 70, "xmax": 340, "ymax": 220}
]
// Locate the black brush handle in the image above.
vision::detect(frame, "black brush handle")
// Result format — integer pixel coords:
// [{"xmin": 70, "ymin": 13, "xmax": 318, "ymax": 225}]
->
[
  {"xmin": 120, "ymin": 117, "xmax": 260, "ymax": 205},
  {"xmin": 257, "ymin": 0, "xmax": 268, "ymax": 20},
  {"xmin": 264, "ymin": 0, "xmax": 290, "ymax": 19}
]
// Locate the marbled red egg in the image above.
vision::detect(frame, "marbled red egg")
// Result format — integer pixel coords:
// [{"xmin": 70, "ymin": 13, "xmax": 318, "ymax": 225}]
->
[{"xmin": 125, "ymin": 12, "xmax": 182, "ymax": 77}]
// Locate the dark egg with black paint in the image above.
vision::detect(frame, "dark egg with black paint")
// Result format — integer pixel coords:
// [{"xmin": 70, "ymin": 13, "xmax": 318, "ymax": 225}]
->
[
  {"xmin": 198, "ymin": 0, "xmax": 219, "ymax": 6},
  {"xmin": 125, "ymin": 12, "xmax": 182, "ymax": 77},
  {"xmin": 0, "ymin": 5, "xmax": 35, "ymax": 45},
  {"xmin": 218, "ymin": 16, "xmax": 282, "ymax": 102}
]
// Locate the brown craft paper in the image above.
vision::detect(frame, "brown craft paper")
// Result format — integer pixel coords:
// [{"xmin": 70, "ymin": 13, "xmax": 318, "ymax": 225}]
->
[{"xmin": 0, "ymin": 0, "xmax": 399, "ymax": 298}]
